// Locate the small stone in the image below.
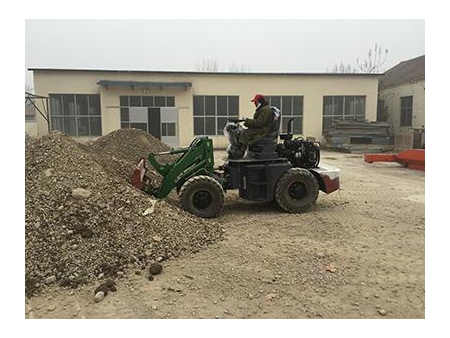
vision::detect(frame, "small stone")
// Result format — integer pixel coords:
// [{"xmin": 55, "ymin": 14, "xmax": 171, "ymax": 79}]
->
[
  {"xmin": 149, "ymin": 262, "xmax": 163, "ymax": 275},
  {"xmin": 326, "ymin": 264, "xmax": 337, "ymax": 273},
  {"xmin": 360, "ymin": 282, "xmax": 367, "ymax": 286},
  {"xmin": 45, "ymin": 275, "xmax": 56, "ymax": 284},
  {"xmin": 44, "ymin": 169, "xmax": 53, "ymax": 177},
  {"xmin": 47, "ymin": 305, "xmax": 56, "ymax": 312},
  {"xmin": 97, "ymin": 273, "xmax": 104, "ymax": 279},
  {"xmin": 148, "ymin": 275, "xmax": 154, "ymax": 281},
  {"xmin": 374, "ymin": 294, "xmax": 380, "ymax": 298},
  {"xmin": 152, "ymin": 305, "xmax": 157, "ymax": 310},
  {"xmin": 94, "ymin": 291, "xmax": 105, "ymax": 302},
  {"xmin": 105, "ymin": 279, "xmax": 116, "ymax": 292},
  {"xmin": 81, "ymin": 228, "xmax": 94, "ymax": 238},
  {"xmin": 116, "ymin": 271, "xmax": 124, "ymax": 277},
  {"xmin": 71, "ymin": 188, "xmax": 91, "ymax": 200},
  {"xmin": 71, "ymin": 244, "xmax": 78, "ymax": 250},
  {"xmin": 248, "ymin": 293, "xmax": 254, "ymax": 300},
  {"xmin": 265, "ymin": 293, "xmax": 277, "ymax": 300},
  {"xmin": 378, "ymin": 309, "xmax": 387, "ymax": 316},
  {"xmin": 152, "ymin": 235, "xmax": 162, "ymax": 242},
  {"xmin": 142, "ymin": 201, "xmax": 157, "ymax": 215}
]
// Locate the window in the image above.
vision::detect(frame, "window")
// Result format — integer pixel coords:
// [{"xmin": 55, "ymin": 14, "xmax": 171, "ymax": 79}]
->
[
  {"xmin": 266, "ymin": 96, "xmax": 303, "ymax": 134},
  {"xmin": 400, "ymin": 96, "xmax": 413, "ymax": 127},
  {"xmin": 162, "ymin": 122, "xmax": 177, "ymax": 136},
  {"xmin": 49, "ymin": 94, "xmax": 102, "ymax": 136},
  {"xmin": 120, "ymin": 95, "xmax": 175, "ymax": 109},
  {"xmin": 193, "ymin": 95, "xmax": 239, "ymax": 135},
  {"xmin": 119, "ymin": 95, "xmax": 175, "ymax": 130},
  {"xmin": 322, "ymin": 96, "xmax": 366, "ymax": 132}
]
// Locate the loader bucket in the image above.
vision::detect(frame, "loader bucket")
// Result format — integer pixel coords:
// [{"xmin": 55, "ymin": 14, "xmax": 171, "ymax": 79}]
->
[{"xmin": 131, "ymin": 158, "xmax": 147, "ymax": 190}]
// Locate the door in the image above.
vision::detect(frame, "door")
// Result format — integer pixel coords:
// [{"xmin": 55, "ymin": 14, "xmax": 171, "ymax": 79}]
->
[
  {"xmin": 147, "ymin": 107, "xmax": 161, "ymax": 139},
  {"xmin": 160, "ymin": 107, "xmax": 179, "ymax": 147}
]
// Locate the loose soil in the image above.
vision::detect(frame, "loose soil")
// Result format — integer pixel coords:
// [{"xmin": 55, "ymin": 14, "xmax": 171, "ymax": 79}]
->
[{"xmin": 25, "ymin": 150, "xmax": 425, "ymax": 319}]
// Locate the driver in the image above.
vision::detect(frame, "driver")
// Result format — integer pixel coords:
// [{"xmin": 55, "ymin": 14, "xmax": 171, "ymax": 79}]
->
[{"xmin": 239, "ymin": 94, "xmax": 273, "ymax": 146}]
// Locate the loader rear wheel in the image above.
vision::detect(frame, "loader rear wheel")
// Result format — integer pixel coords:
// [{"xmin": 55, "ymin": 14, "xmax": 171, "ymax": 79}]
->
[
  {"xmin": 275, "ymin": 168, "xmax": 319, "ymax": 213},
  {"xmin": 179, "ymin": 175, "xmax": 225, "ymax": 218}
]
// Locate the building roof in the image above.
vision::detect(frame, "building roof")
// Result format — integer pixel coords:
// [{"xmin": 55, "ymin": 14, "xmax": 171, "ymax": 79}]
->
[
  {"xmin": 28, "ymin": 67, "xmax": 381, "ymax": 77},
  {"xmin": 380, "ymin": 55, "xmax": 425, "ymax": 88}
]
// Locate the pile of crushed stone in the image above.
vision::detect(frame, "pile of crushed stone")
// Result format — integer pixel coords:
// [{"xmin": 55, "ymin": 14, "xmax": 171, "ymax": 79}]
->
[
  {"xmin": 86, "ymin": 128, "xmax": 177, "ymax": 184},
  {"xmin": 25, "ymin": 131, "xmax": 223, "ymax": 297}
]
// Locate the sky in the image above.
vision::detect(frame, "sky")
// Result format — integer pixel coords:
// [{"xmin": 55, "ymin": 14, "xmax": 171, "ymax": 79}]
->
[{"xmin": 25, "ymin": 19, "xmax": 424, "ymax": 88}]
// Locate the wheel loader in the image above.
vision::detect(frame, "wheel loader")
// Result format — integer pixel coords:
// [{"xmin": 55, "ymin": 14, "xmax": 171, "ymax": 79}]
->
[{"xmin": 131, "ymin": 118, "xmax": 340, "ymax": 218}]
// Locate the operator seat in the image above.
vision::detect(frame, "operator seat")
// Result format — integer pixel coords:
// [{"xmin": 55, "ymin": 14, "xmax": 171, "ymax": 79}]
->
[{"xmin": 247, "ymin": 107, "xmax": 281, "ymax": 159}]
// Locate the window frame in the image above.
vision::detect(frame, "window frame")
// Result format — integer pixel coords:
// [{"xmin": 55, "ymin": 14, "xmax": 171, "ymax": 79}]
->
[
  {"xmin": 119, "ymin": 95, "xmax": 175, "ymax": 108},
  {"xmin": 322, "ymin": 95, "xmax": 366, "ymax": 133},
  {"xmin": 193, "ymin": 95, "xmax": 239, "ymax": 136},
  {"xmin": 119, "ymin": 95, "xmax": 176, "ymax": 131},
  {"xmin": 266, "ymin": 95, "xmax": 304, "ymax": 134},
  {"xmin": 161, "ymin": 122, "xmax": 177, "ymax": 137},
  {"xmin": 400, "ymin": 96, "xmax": 413, "ymax": 127},
  {"xmin": 49, "ymin": 94, "xmax": 102, "ymax": 136}
]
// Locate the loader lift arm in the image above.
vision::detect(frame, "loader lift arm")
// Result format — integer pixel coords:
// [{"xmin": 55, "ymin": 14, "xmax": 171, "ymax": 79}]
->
[{"xmin": 132, "ymin": 136, "xmax": 216, "ymax": 199}]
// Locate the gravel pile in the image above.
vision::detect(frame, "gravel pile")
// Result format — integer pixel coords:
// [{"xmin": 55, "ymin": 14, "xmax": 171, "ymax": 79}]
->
[
  {"xmin": 25, "ymin": 131, "xmax": 223, "ymax": 297},
  {"xmin": 87, "ymin": 128, "xmax": 177, "ymax": 184}
]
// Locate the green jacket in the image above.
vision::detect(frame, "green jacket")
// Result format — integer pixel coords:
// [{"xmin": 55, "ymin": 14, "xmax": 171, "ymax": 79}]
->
[{"xmin": 239, "ymin": 104, "xmax": 273, "ymax": 145}]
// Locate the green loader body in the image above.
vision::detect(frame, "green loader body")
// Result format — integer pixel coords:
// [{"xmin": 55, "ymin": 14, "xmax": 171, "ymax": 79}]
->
[{"xmin": 132, "ymin": 137, "xmax": 216, "ymax": 199}]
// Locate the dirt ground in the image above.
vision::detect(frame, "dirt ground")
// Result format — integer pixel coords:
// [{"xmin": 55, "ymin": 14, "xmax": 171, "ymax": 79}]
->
[{"xmin": 25, "ymin": 150, "xmax": 425, "ymax": 319}]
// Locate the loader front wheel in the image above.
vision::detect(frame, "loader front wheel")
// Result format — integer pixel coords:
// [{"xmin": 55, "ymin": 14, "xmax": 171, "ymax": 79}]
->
[
  {"xmin": 179, "ymin": 175, "xmax": 225, "ymax": 218},
  {"xmin": 275, "ymin": 168, "xmax": 319, "ymax": 213}
]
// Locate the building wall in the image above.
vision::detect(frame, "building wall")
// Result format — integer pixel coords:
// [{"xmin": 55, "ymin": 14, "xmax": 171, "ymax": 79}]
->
[
  {"xmin": 379, "ymin": 80, "xmax": 425, "ymax": 133},
  {"xmin": 33, "ymin": 70, "xmax": 379, "ymax": 148},
  {"xmin": 25, "ymin": 121, "xmax": 37, "ymax": 137}
]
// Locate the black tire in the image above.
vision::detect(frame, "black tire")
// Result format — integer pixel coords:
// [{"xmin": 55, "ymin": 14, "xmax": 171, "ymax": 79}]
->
[
  {"xmin": 179, "ymin": 175, "xmax": 225, "ymax": 218},
  {"xmin": 274, "ymin": 168, "xmax": 319, "ymax": 213}
]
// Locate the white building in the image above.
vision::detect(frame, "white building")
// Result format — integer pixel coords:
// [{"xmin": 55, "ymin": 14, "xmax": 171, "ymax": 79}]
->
[
  {"xmin": 378, "ymin": 55, "xmax": 425, "ymax": 148},
  {"xmin": 29, "ymin": 68, "xmax": 380, "ymax": 148}
]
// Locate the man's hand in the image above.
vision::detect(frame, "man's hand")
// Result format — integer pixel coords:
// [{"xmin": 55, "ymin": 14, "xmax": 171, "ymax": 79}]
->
[{"xmin": 228, "ymin": 118, "xmax": 246, "ymax": 124}]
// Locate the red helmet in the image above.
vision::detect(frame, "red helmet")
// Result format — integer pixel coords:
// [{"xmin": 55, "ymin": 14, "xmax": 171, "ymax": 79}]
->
[{"xmin": 251, "ymin": 94, "xmax": 265, "ymax": 102}]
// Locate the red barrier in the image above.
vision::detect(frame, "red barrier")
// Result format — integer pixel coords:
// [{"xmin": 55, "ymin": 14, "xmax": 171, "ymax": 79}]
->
[{"xmin": 364, "ymin": 149, "xmax": 425, "ymax": 171}]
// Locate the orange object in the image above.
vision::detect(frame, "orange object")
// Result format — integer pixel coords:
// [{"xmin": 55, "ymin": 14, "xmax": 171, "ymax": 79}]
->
[{"xmin": 364, "ymin": 149, "xmax": 425, "ymax": 171}]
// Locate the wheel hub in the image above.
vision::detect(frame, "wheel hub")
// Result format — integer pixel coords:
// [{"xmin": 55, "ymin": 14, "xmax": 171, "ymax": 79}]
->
[
  {"xmin": 288, "ymin": 182, "xmax": 307, "ymax": 200},
  {"xmin": 192, "ymin": 190, "xmax": 213, "ymax": 209}
]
